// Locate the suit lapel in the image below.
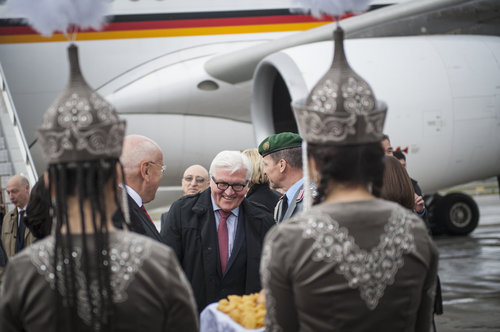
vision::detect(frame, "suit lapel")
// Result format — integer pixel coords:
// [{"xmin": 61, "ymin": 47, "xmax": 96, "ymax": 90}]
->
[
  {"xmin": 200, "ymin": 200, "xmax": 220, "ymax": 279},
  {"xmin": 141, "ymin": 212, "xmax": 163, "ymax": 242},
  {"xmin": 282, "ymin": 185, "xmax": 304, "ymax": 221},
  {"xmin": 275, "ymin": 197, "xmax": 284, "ymax": 222},
  {"xmin": 129, "ymin": 195, "xmax": 162, "ymax": 242},
  {"xmin": 127, "ymin": 195, "xmax": 146, "ymax": 234},
  {"xmin": 225, "ymin": 211, "xmax": 245, "ymax": 275}
]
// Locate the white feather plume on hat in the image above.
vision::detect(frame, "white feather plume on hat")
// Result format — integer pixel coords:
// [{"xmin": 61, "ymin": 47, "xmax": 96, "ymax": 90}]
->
[
  {"xmin": 290, "ymin": 0, "xmax": 373, "ymax": 212},
  {"xmin": 292, "ymin": 0, "xmax": 371, "ymax": 18},
  {"xmin": 6, "ymin": 0, "xmax": 111, "ymax": 36}
]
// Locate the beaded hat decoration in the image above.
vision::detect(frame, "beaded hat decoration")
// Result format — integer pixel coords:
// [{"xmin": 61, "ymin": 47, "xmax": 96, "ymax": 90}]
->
[
  {"xmin": 292, "ymin": 27, "xmax": 387, "ymax": 145},
  {"xmin": 38, "ymin": 44, "xmax": 126, "ymax": 164}
]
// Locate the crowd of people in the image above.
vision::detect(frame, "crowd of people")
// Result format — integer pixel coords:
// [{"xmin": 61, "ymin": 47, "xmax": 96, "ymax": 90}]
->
[
  {"xmin": 0, "ymin": 27, "xmax": 440, "ymax": 332},
  {"xmin": 0, "ymin": 128, "xmax": 438, "ymax": 330}
]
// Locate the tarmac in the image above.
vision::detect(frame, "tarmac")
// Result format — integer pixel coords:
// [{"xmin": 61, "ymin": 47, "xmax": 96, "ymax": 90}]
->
[{"xmin": 434, "ymin": 194, "xmax": 500, "ymax": 332}]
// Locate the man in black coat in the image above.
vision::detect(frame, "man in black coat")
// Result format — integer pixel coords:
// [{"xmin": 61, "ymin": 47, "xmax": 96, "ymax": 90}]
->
[
  {"xmin": 162, "ymin": 151, "xmax": 275, "ymax": 312},
  {"xmin": 113, "ymin": 134, "xmax": 164, "ymax": 242}
]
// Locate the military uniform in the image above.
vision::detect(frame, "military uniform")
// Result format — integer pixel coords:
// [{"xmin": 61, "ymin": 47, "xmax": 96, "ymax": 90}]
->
[{"xmin": 259, "ymin": 132, "xmax": 305, "ymax": 223}]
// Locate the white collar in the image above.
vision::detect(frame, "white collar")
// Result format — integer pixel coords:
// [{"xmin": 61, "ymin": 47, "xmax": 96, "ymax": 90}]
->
[
  {"xmin": 17, "ymin": 205, "xmax": 27, "ymax": 213},
  {"xmin": 125, "ymin": 185, "xmax": 143, "ymax": 207}
]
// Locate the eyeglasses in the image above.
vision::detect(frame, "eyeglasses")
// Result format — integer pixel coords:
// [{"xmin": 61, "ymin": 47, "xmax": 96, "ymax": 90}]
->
[
  {"xmin": 183, "ymin": 176, "xmax": 207, "ymax": 184},
  {"xmin": 211, "ymin": 176, "xmax": 248, "ymax": 192},
  {"xmin": 149, "ymin": 161, "xmax": 166, "ymax": 175}
]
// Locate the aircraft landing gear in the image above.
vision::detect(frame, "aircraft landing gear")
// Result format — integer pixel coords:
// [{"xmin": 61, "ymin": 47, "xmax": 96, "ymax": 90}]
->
[{"xmin": 425, "ymin": 192, "xmax": 480, "ymax": 236}]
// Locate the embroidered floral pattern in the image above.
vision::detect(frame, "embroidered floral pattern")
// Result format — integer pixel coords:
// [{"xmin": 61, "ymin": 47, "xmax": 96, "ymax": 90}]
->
[
  {"xmin": 293, "ymin": 109, "xmax": 357, "ymax": 143},
  {"xmin": 310, "ymin": 79, "xmax": 338, "ymax": 113},
  {"xmin": 341, "ymin": 77, "xmax": 375, "ymax": 114},
  {"xmin": 260, "ymin": 234, "xmax": 283, "ymax": 332},
  {"xmin": 30, "ymin": 232, "xmax": 150, "ymax": 329},
  {"xmin": 301, "ymin": 206, "xmax": 415, "ymax": 310},
  {"xmin": 40, "ymin": 90, "xmax": 125, "ymax": 160},
  {"xmin": 38, "ymin": 46, "xmax": 125, "ymax": 163}
]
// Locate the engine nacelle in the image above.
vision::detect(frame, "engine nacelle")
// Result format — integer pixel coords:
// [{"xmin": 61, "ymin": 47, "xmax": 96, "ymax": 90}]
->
[{"xmin": 251, "ymin": 35, "xmax": 500, "ymax": 193}]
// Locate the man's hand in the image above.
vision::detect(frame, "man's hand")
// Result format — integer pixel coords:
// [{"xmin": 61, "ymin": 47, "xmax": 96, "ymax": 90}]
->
[{"xmin": 414, "ymin": 194, "xmax": 425, "ymax": 214}]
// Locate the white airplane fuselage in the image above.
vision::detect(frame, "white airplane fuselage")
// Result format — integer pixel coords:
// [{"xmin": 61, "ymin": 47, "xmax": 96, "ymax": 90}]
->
[
  {"xmin": 251, "ymin": 34, "xmax": 500, "ymax": 195},
  {"xmin": 0, "ymin": 0, "xmax": 499, "ymax": 213},
  {"xmin": 0, "ymin": 0, "xmax": 335, "ymax": 208}
]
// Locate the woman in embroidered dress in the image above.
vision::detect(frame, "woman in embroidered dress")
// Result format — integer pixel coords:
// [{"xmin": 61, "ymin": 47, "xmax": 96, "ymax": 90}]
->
[
  {"xmin": 0, "ymin": 45, "xmax": 198, "ymax": 332},
  {"xmin": 260, "ymin": 26, "xmax": 438, "ymax": 332}
]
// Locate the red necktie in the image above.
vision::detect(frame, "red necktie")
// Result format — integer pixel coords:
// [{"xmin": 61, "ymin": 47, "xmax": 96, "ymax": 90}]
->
[
  {"xmin": 141, "ymin": 205, "xmax": 154, "ymax": 224},
  {"xmin": 218, "ymin": 210, "xmax": 231, "ymax": 274}
]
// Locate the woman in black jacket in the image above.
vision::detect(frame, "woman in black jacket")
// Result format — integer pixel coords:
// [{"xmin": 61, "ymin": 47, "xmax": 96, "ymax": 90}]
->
[{"xmin": 243, "ymin": 148, "xmax": 281, "ymax": 213}]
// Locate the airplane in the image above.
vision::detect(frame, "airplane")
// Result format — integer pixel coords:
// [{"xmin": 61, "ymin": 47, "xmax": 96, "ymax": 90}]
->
[{"xmin": 0, "ymin": 0, "xmax": 499, "ymax": 235}]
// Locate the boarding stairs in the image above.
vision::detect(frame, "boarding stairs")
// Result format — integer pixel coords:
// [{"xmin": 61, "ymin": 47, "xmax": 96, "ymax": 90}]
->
[{"xmin": 0, "ymin": 61, "xmax": 38, "ymax": 212}]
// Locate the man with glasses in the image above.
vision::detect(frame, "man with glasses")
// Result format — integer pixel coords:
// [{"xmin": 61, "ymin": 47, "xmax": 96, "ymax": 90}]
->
[
  {"xmin": 162, "ymin": 151, "xmax": 275, "ymax": 312},
  {"xmin": 160, "ymin": 164, "xmax": 209, "ymax": 234},
  {"xmin": 115, "ymin": 134, "xmax": 164, "ymax": 242},
  {"xmin": 181, "ymin": 164, "xmax": 210, "ymax": 195}
]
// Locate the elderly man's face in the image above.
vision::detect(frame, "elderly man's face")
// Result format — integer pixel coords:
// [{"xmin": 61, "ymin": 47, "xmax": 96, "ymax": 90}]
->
[
  {"xmin": 210, "ymin": 167, "xmax": 248, "ymax": 212},
  {"xmin": 142, "ymin": 151, "xmax": 165, "ymax": 204},
  {"xmin": 182, "ymin": 166, "xmax": 209, "ymax": 195},
  {"xmin": 6, "ymin": 178, "xmax": 30, "ymax": 209}
]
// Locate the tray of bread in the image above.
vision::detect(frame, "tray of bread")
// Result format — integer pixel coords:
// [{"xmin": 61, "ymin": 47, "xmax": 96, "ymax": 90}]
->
[{"xmin": 200, "ymin": 291, "xmax": 266, "ymax": 331}]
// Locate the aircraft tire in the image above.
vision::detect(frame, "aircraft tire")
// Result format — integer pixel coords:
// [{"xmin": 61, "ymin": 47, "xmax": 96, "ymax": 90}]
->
[{"xmin": 435, "ymin": 193, "xmax": 480, "ymax": 235}]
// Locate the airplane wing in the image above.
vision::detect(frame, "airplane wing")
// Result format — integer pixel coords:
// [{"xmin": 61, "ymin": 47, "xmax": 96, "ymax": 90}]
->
[
  {"xmin": 205, "ymin": 0, "xmax": 500, "ymax": 84},
  {"xmin": 242, "ymin": 0, "xmax": 500, "ymax": 194}
]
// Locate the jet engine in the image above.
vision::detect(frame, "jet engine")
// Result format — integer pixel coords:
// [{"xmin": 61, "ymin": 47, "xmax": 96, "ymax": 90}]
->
[{"xmin": 251, "ymin": 34, "xmax": 500, "ymax": 235}]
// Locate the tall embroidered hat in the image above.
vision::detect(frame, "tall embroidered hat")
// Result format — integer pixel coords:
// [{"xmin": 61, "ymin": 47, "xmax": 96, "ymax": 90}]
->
[
  {"xmin": 38, "ymin": 44, "xmax": 126, "ymax": 164},
  {"xmin": 292, "ymin": 26, "xmax": 387, "ymax": 145}
]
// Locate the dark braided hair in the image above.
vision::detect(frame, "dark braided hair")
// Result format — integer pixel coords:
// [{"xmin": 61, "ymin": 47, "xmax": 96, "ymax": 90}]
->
[
  {"xmin": 307, "ymin": 142, "xmax": 385, "ymax": 204},
  {"xmin": 24, "ymin": 177, "xmax": 51, "ymax": 239},
  {"xmin": 49, "ymin": 158, "xmax": 125, "ymax": 332}
]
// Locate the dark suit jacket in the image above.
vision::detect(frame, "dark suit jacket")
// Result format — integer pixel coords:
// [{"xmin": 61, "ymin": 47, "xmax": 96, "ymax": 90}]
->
[
  {"xmin": 162, "ymin": 189, "xmax": 275, "ymax": 312},
  {"xmin": 411, "ymin": 178, "xmax": 423, "ymax": 197},
  {"xmin": 246, "ymin": 183, "xmax": 281, "ymax": 213},
  {"xmin": 160, "ymin": 211, "xmax": 169, "ymax": 233},
  {"xmin": 113, "ymin": 194, "xmax": 163, "ymax": 243}
]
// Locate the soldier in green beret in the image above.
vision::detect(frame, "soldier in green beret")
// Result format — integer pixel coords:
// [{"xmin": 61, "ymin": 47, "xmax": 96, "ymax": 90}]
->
[{"xmin": 258, "ymin": 132, "xmax": 305, "ymax": 223}]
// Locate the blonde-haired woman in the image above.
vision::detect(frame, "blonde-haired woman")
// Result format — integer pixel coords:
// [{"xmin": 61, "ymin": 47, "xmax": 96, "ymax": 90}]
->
[{"xmin": 242, "ymin": 148, "xmax": 281, "ymax": 213}]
